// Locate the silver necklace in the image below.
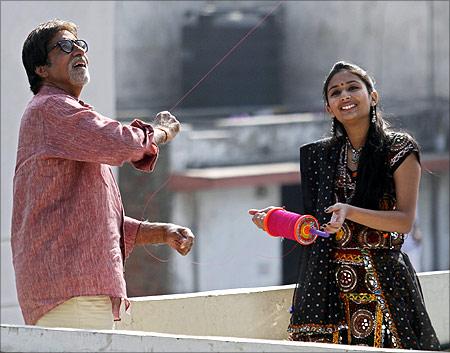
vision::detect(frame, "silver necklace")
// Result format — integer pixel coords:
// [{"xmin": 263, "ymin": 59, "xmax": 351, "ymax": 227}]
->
[
  {"xmin": 346, "ymin": 138, "xmax": 363, "ymax": 164},
  {"xmin": 342, "ymin": 142, "xmax": 356, "ymax": 202}
]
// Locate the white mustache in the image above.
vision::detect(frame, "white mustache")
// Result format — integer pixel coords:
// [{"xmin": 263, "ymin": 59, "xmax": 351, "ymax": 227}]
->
[{"xmin": 70, "ymin": 56, "xmax": 88, "ymax": 67}]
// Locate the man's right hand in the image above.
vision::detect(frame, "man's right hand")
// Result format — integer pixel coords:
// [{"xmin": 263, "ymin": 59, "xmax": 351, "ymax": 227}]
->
[{"xmin": 153, "ymin": 111, "xmax": 180, "ymax": 144}]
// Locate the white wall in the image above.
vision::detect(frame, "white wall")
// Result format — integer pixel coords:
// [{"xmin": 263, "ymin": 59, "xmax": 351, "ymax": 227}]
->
[
  {"xmin": 0, "ymin": 1, "xmax": 116, "ymax": 324},
  {"xmin": 419, "ymin": 171, "xmax": 450, "ymax": 271},
  {"xmin": 170, "ymin": 185, "xmax": 282, "ymax": 293}
]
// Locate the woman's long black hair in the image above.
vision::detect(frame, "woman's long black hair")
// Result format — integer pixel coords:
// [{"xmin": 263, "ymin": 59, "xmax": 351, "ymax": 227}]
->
[{"xmin": 322, "ymin": 61, "xmax": 391, "ymax": 209}]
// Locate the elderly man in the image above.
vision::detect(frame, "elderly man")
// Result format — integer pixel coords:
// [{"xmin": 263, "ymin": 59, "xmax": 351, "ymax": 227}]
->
[{"xmin": 12, "ymin": 19, "xmax": 194, "ymax": 330}]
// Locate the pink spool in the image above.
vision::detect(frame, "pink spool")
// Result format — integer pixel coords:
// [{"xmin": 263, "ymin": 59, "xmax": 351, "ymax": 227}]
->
[
  {"xmin": 265, "ymin": 209, "xmax": 300, "ymax": 241},
  {"xmin": 264, "ymin": 208, "xmax": 322, "ymax": 245}
]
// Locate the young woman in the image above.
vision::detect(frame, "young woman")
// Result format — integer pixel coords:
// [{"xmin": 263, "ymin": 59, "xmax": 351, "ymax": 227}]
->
[{"xmin": 249, "ymin": 61, "xmax": 440, "ymax": 349}]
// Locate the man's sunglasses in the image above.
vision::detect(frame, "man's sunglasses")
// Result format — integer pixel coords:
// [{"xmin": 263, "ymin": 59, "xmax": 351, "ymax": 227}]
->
[{"xmin": 49, "ymin": 39, "xmax": 88, "ymax": 54}]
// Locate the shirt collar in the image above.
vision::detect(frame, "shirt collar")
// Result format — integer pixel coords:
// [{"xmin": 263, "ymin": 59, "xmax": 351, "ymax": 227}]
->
[{"xmin": 39, "ymin": 84, "xmax": 93, "ymax": 109}]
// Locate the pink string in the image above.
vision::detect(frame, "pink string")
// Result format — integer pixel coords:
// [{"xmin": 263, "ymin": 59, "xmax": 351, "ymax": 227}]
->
[
  {"xmin": 266, "ymin": 209, "xmax": 301, "ymax": 241},
  {"xmin": 169, "ymin": 1, "xmax": 284, "ymax": 111}
]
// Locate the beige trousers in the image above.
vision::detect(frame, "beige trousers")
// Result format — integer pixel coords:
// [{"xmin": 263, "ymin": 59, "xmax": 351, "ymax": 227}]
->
[{"xmin": 35, "ymin": 295, "xmax": 114, "ymax": 330}]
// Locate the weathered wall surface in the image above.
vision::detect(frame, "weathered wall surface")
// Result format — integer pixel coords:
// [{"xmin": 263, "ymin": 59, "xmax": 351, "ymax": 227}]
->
[{"xmin": 115, "ymin": 1, "xmax": 449, "ymax": 114}]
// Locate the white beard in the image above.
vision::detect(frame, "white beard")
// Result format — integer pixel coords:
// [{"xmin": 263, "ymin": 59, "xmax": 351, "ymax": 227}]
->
[{"xmin": 69, "ymin": 66, "xmax": 90, "ymax": 86}]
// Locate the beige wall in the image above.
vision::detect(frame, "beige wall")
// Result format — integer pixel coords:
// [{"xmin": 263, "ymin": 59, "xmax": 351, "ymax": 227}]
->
[
  {"xmin": 116, "ymin": 271, "xmax": 449, "ymax": 344},
  {"xmin": 0, "ymin": 1, "xmax": 116, "ymax": 324}
]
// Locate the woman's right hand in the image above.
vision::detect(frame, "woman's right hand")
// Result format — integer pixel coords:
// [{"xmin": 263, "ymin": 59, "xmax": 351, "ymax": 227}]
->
[{"xmin": 248, "ymin": 206, "xmax": 281, "ymax": 231}]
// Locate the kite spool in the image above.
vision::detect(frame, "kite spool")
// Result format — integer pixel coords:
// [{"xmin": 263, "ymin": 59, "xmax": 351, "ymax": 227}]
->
[{"xmin": 263, "ymin": 208, "xmax": 330, "ymax": 245}]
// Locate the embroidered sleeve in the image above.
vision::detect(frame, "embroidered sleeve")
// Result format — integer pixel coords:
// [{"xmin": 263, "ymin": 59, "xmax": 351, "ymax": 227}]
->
[{"xmin": 388, "ymin": 132, "xmax": 420, "ymax": 172}]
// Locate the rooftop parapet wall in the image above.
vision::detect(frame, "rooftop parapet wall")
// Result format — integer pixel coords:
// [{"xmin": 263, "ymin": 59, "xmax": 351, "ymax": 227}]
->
[
  {"xmin": 116, "ymin": 271, "xmax": 449, "ymax": 344},
  {"xmin": 1, "ymin": 271, "xmax": 448, "ymax": 352}
]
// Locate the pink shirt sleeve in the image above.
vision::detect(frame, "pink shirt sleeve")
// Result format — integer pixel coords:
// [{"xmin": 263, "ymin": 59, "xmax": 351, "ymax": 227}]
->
[
  {"xmin": 41, "ymin": 95, "xmax": 158, "ymax": 171},
  {"xmin": 123, "ymin": 216, "xmax": 142, "ymax": 259}
]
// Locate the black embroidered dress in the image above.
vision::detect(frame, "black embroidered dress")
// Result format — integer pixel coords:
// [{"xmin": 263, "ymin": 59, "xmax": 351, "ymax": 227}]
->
[{"xmin": 287, "ymin": 132, "xmax": 440, "ymax": 349}]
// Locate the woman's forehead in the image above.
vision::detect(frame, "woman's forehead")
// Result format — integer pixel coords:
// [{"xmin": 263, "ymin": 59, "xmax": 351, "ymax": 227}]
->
[{"xmin": 328, "ymin": 70, "xmax": 363, "ymax": 86}]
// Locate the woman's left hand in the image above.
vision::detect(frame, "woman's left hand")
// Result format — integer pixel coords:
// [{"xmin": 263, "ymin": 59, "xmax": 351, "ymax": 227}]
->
[{"xmin": 322, "ymin": 202, "xmax": 350, "ymax": 233}]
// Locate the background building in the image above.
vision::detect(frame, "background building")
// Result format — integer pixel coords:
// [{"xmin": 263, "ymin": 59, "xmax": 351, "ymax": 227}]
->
[
  {"xmin": 114, "ymin": 0, "xmax": 449, "ymax": 295},
  {"xmin": 1, "ymin": 0, "xmax": 448, "ymax": 325}
]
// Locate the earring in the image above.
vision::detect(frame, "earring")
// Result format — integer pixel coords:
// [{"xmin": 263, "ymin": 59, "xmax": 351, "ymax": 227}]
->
[
  {"xmin": 371, "ymin": 105, "xmax": 377, "ymax": 123},
  {"xmin": 330, "ymin": 117, "xmax": 335, "ymax": 135}
]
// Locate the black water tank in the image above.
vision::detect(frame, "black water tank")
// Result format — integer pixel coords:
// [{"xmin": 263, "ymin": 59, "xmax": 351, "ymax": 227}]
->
[{"xmin": 181, "ymin": 5, "xmax": 283, "ymax": 109}]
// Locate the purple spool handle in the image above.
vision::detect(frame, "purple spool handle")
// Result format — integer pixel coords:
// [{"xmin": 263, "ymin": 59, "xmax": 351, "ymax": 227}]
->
[{"xmin": 310, "ymin": 227, "xmax": 331, "ymax": 238}]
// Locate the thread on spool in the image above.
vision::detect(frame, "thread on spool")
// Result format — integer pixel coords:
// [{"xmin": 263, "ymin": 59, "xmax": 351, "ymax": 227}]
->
[
  {"xmin": 266, "ymin": 209, "xmax": 301, "ymax": 242},
  {"xmin": 265, "ymin": 209, "xmax": 327, "ymax": 245},
  {"xmin": 263, "ymin": 207, "xmax": 284, "ymax": 234}
]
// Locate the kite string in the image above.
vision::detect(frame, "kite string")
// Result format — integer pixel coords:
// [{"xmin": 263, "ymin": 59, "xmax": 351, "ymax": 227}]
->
[
  {"xmin": 143, "ymin": 1, "xmax": 286, "ymax": 265},
  {"xmin": 169, "ymin": 1, "xmax": 284, "ymax": 111}
]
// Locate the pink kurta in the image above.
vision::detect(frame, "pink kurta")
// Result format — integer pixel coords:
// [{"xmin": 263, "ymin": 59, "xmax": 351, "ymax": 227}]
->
[{"xmin": 11, "ymin": 85, "xmax": 158, "ymax": 325}]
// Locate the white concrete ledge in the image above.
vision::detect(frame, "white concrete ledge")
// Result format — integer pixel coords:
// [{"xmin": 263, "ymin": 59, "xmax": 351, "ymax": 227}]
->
[
  {"xmin": 1, "ymin": 271, "xmax": 448, "ymax": 352},
  {"xmin": 0, "ymin": 325, "xmax": 442, "ymax": 353}
]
